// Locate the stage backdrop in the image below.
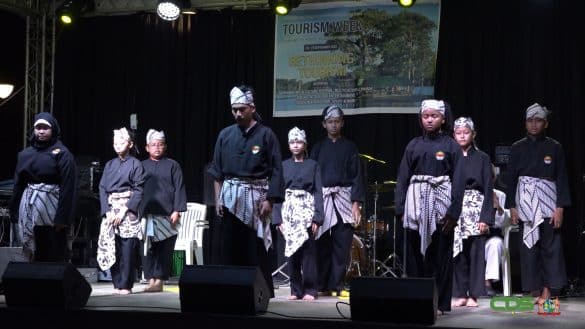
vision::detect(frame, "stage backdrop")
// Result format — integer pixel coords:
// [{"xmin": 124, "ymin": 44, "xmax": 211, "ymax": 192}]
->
[{"xmin": 273, "ymin": 0, "xmax": 440, "ymax": 117}]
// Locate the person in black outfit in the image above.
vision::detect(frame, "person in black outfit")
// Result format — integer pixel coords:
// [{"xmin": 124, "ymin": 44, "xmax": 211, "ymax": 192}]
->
[
  {"xmin": 207, "ymin": 85, "xmax": 284, "ymax": 297},
  {"xmin": 10, "ymin": 112, "xmax": 77, "ymax": 262}
]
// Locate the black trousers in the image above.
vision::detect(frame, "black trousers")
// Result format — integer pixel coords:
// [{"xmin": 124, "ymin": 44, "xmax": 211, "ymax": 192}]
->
[
  {"xmin": 519, "ymin": 220, "xmax": 567, "ymax": 293},
  {"xmin": 221, "ymin": 210, "xmax": 275, "ymax": 298},
  {"xmin": 317, "ymin": 214, "xmax": 354, "ymax": 293},
  {"xmin": 453, "ymin": 235, "xmax": 486, "ymax": 298},
  {"xmin": 33, "ymin": 225, "xmax": 69, "ymax": 262},
  {"xmin": 289, "ymin": 228, "xmax": 318, "ymax": 298},
  {"xmin": 111, "ymin": 236, "xmax": 139, "ymax": 290},
  {"xmin": 405, "ymin": 226, "xmax": 454, "ymax": 312},
  {"xmin": 143, "ymin": 235, "xmax": 177, "ymax": 281}
]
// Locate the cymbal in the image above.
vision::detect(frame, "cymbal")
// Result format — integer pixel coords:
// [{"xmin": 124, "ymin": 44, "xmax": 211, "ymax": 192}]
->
[
  {"xmin": 368, "ymin": 182, "xmax": 395, "ymax": 193},
  {"xmin": 383, "ymin": 180, "xmax": 397, "ymax": 185},
  {"xmin": 381, "ymin": 205, "xmax": 395, "ymax": 211}
]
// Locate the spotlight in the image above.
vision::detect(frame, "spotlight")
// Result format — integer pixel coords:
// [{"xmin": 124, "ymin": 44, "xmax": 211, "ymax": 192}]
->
[
  {"xmin": 0, "ymin": 84, "xmax": 15, "ymax": 99},
  {"xmin": 269, "ymin": 0, "xmax": 302, "ymax": 16},
  {"xmin": 157, "ymin": 0, "xmax": 181, "ymax": 21},
  {"xmin": 57, "ymin": 0, "xmax": 95, "ymax": 25},
  {"xmin": 393, "ymin": 0, "xmax": 416, "ymax": 8}
]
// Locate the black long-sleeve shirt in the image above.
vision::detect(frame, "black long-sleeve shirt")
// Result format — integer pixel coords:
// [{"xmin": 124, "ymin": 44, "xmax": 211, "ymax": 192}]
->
[
  {"xmin": 140, "ymin": 157, "xmax": 187, "ymax": 216},
  {"xmin": 207, "ymin": 123, "xmax": 284, "ymax": 203},
  {"xmin": 272, "ymin": 158, "xmax": 324, "ymax": 225},
  {"xmin": 10, "ymin": 140, "xmax": 78, "ymax": 226},
  {"xmin": 454, "ymin": 147, "xmax": 495, "ymax": 225},
  {"xmin": 99, "ymin": 155, "xmax": 145, "ymax": 216},
  {"xmin": 394, "ymin": 132, "xmax": 463, "ymax": 220},
  {"xmin": 309, "ymin": 137, "xmax": 365, "ymax": 203},
  {"xmin": 504, "ymin": 134, "xmax": 571, "ymax": 209}
]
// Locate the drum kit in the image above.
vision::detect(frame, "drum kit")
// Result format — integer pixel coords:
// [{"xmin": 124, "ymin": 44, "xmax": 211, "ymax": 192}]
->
[{"xmin": 347, "ymin": 154, "xmax": 403, "ymax": 283}]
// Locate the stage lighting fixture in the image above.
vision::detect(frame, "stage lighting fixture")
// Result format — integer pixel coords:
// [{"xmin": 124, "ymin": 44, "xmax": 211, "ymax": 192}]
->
[
  {"xmin": 57, "ymin": 0, "xmax": 95, "ymax": 25},
  {"xmin": 393, "ymin": 0, "xmax": 416, "ymax": 8},
  {"xmin": 157, "ymin": 0, "xmax": 182, "ymax": 21},
  {"xmin": 0, "ymin": 84, "xmax": 15, "ymax": 99},
  {"xmin": 270, "ymin": 0, "xmax": 302, "ymax": 16}
]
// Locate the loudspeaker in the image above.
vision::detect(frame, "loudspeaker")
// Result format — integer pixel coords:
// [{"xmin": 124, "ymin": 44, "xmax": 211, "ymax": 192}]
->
[
  {"xmin": 2, "ymin": 262, "xmax": 92, "ymax": 309},
  {"xmin": 179, "ymin": 265, "xmax": 269, "ymax": 315},
  {"xmin": 350, "ymin": 277, "xmax": 437, "ymax": 325}
]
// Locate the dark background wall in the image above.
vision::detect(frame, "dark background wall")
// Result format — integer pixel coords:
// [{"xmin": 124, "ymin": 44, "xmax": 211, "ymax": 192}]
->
[{"xmin": 1, "ymin": 0, "xmax": 584, "ymax": 279}]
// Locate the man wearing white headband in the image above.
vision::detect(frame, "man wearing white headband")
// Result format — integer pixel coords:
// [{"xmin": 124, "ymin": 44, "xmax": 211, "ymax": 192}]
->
[
  {"xmin": 506, "ymin": 103, "xmax": 570, "ymax": 305},
  {"xmin": 208, "ymin": 84, "xmax": 284, "ymax": 298},
  {"xmin": 10, "ymin": 112, "xmax": 77, "ymax": 263},
  {"xmin": 395, "ymin": 99, "xmax": 463, "ymax": 314},
  {"xmin": 273, "ymin": 126, "xmax": 324, "ymax": 301},
  {"xmin": 140, "ymin": 129, "xmax": 187, "ymax": 292},
  {"xmin": 311, "ymin": 104, "xmax": 364, "ymax": 297}
]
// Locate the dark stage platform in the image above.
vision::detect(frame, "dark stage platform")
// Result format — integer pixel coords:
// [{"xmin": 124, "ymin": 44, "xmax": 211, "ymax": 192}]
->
[{"xmin": 0, "ymin": 280, "xmax": 583, "ymax": 329}]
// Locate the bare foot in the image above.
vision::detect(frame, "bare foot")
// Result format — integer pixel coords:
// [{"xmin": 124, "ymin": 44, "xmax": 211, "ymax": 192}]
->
[
  {"xmin": 452, "ymin": 298, "xmax": 467, "ymax": 307},
  {"xmin": 466, "ymin": 297, "xmax": 478, "ymax": 307},
  {"xmin": 302, "ymin": 294, "xmax": 315, "ymax": 301},
  {"xmin": 144, "ymin": 279, "xmax": 163, "ymax": 292},
  {"xmin": 287, "ymin": 295, "xmax": 298, "ymax": 300},
  {"xmin": 112, "ymin": 289, "xmax": 120, "ymax": 295},
  {"xmin": 119, "ymin": 289, "xmax": 132, "ymax": 295}
]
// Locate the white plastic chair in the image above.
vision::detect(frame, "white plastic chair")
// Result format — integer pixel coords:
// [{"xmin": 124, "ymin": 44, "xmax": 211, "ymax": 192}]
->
[
  {"xmin": 502, "ymin": 224, "xmax": 519, "ymax": 296},
  {"xmin": 175, "ymin": 202, "xmax": 208, "ymax": 265}
]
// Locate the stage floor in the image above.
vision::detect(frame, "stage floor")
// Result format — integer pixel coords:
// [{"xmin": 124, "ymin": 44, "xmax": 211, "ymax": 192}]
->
[{"xmin": 2, "ymin": 279, "xmax": 583, "ymax": 329}]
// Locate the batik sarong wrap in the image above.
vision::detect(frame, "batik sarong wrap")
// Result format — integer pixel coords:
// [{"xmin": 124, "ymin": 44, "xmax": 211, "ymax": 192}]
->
[
  {"xmin": 18, "ymin": 183, "xmax": 59, "ymax": 258},
  {"xmin": 280, "ymin": 189, "xmax": 314, "ymax": 257},
  {"xmin": 219, "ymin": 178, "xmax": 272, "ymax": 251},
  {"xmin": 316, "ymin": 186, "xmax": 353, "ymax": 239},
  {"xmin": 516, "ymin": 176, "xmax": 556, "ymax": 248},
  {"xmin": 453, "ymin": 189, "xmax": 483, "ymax": 258},
  {"xmin": 403, "ymin": 175, "xmax": 451, "ymax": 256},
  {"xmin": 97, "ymin": 191, "xmax": 142, "ymax": 270}
]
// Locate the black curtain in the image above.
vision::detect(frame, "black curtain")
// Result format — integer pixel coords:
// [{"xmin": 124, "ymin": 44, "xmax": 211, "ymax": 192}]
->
[{"xmin": 2, "ymin": 0, "xmax": 584, "ymax": 278}]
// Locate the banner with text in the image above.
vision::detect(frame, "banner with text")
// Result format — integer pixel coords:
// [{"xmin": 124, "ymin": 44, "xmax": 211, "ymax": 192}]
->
[{"xmin": 273, "ymin": 0, "xmax": 441, "ymax": 117}]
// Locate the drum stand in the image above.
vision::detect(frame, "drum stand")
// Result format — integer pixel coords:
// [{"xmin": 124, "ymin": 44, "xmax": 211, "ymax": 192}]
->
[
  {"xmin": 376, "ymin": 216, "xmax": 403, "ymax": 277},
  {"xmin": 370, "ymin": 185, "xmax": 398, "ymax": 278}
]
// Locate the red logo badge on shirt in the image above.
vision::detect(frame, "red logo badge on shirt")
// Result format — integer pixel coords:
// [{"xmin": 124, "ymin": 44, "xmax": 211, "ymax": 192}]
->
[
  {"xmin": 52, "ymin": 148, "xmax": 61, "ymax": 154},
  {"xmin": 544, "ymin": 155, "xmax": 552, "ymax": 165},
  {"xmin": 435, "ymin": 151, "xmax": 445, "ymax": 161},
  {"xmin": 252, "ymin": 145, "xmax": 261, "ymax": 154}
]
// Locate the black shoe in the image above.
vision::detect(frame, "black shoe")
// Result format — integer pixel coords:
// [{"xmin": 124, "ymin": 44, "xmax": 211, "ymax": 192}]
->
[{"xmin": 485, "ymin": 285, "xmax": 497, "ymax": 297}]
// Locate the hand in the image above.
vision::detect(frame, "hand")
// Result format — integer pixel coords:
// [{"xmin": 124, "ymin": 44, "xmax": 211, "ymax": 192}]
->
[
  {"xmin": 510, "ymin": 208, "xmax": 519, "ymax": 225},
  {"xmin": 170, "ymin": 211, "xmax": 181, "ymax": 227},
  {"xmin": 399, "ymin": 214, "xmax": 404, "ymax": 222},
  {"xmin": 311, "ymin": 223, "xmax": 318, "ymax": 235},
  {"xmin": 113, "ymin": 207, "xmax": 128, "ymax": 226},
  {"xmin": 352, "ymin": 202, "xmax": 362, "ymax": 227},
  {"xmin": 215, "ymin": 203, "xmax": 224, "ymax": 217},
  {"xmin": 551, "ymin": 208, "xmax": 563, "ymax": 229},
  {"xmin": 260, "ymin": 200, "xmax": 272, "ymax": 218},
  {"xmin": 478, "ymin": 222, "xmax": 489, "ymax": 234},
  {"xmin": 54, "ymin": 223, "xmax": 68, "ymax": 232},
  {"xmin": 441, "ymin": 215, "xmax": 457, "ymax": 233},
  {"xmin": 276, "ymin": 225, "xmax": 283, "ymax": 234}
]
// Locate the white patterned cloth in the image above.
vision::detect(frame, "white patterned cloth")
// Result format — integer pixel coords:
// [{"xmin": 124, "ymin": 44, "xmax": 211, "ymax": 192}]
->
[
  {"xmin": 230, "ymin": 87, "xmax": 255, "ymax": 106},
  {"xmin": 219, "ymin": 178, "xmax": 272, "ymax": 250},
  {"xmin": 516, "ymin": 176, "xmax": 556, "ymax": 248},
  {"xmin": 316, "ymin": 186, "xmax": 353, "ymax": 239},
  {"xmin": 420, "ymin": 99, "xmax": 445, "ymax": 115},
  {"xmin": 97, "ymin": 191, "xmax": 142, "ymax": 271},
  {"xmin": 280, "ymin": 189, "xmax": 314, "ymax": 257},
  {"xmin": 453, "ymin": 189, "xmax": 483, "ymax": 258},
  {"xmin": 526, "ymin": 103, "xmax": 548, "ymax": 119},
  {"xmin": 18, "ymin": 183, "xmax": 60, "ymax": 258},
  {"xmin": 403, "ymin": 175, "xmax": 451, "ymax": 256},
  {"xmin": 146, "ymin": 129, "xmax": 165, "ymax": 144}
]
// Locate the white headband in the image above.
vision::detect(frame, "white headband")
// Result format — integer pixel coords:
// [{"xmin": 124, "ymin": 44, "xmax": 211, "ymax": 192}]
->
[
  {"xmin": 230, "ymin": 87, "xmax": 255, "ymax": 106},
  {"xmin": 288, "ymin": 127, "xmax": 306, "ymax": 143},
  {"xmin": 420, "ymin": 99, "xmax": 445, "ymax": 115},
  {"xmin": 323, "ymin": 105, "xmax": 343, "ymax": 120},
  {"xmin": 114, "ymin": 127, "xmax": 131, "ymax": 141},
  {"xmin": 34, "ymin": 118, "xmax": 52, "ymax": 127},
  {"xmin": 526, "ymin": 103, "xmax": 548, "ymax": 120},
  {"xmin": 454, "ymin": 117, "xmax": 475, "ymax": 131},
  {"xmin": 146, "ymin": 129, "xmax": 165, "ymax": 144}
]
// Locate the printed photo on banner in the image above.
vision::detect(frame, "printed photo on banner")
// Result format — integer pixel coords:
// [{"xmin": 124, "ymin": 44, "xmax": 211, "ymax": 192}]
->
[{"xmin": 273, "ymin": 0, "xmax": 441, "ymax": 117}]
